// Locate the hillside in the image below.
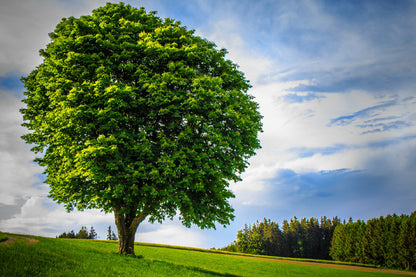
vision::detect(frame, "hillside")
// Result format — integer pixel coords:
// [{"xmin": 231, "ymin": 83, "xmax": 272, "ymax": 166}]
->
[{"xmin": 0, "ymin": 232, "xmax": 414, "ymax": 276}]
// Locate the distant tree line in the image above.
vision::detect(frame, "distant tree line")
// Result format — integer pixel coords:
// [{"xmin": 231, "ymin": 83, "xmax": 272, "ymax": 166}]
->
[
  {"xmin": 330, "ymin": 212, "xmax": 416, "ymax": 271},
  {"xmin": 221, "ymin": 212, "xmax": 416, "ymax": 271},
  {"xmin": 57, "ymin": 225, "xmax": 118, "ymax": 241},
  {"xmin": 57, "ymin": 226, "xmax": 97, "ymax": 239},
  {"xmin": 221, "ymin": 217, "xmax": 340, "ymax": 260}
]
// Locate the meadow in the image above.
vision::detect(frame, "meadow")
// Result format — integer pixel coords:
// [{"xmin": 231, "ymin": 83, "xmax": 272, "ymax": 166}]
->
[{"xmin": 0, "ymin": 232, "xmax": 414, "ymax": 277}]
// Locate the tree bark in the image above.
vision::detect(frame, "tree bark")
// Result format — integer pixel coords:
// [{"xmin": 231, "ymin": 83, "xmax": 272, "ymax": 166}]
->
[{"xmin": 114, "ymin": 208, "xmax": 147, "ymax": 255}]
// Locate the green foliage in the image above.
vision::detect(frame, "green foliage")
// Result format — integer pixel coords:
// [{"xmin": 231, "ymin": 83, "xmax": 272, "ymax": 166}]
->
[
  {"xmin": 20, "ymin": 2, "xmax": 262, "ymax": 254},
  {"xmin": 0, "ymin": 233, "xmax": 406, "ymax": 277},
  {"xmin": 330, "ymin": 211, "xmax": 416, "ymax": 271},
  {"xmin": 223, "ymin": 217, "xmax": 340, "ymax": 260}
]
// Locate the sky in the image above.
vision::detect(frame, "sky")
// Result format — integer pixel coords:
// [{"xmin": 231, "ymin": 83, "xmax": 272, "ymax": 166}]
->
[{"xmin": 0, "ymin": 0, "xmax": 415, "ymax": 249}]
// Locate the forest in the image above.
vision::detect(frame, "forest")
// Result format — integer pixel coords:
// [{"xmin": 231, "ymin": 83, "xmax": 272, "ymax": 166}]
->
[
  {"xmin": 221, "ymin": 217, "xmax": 341, "ymax": 260},
  {"xmin": 57, "ymin": 226, "xmax": 117, "ymax": 240},
  {"xmin": 330, "ymin": 212, "xmax": 416, "ymax": 271},
  {"xmin": 221, "ymin": 211, "xmax": 416, "ymax": 271}
]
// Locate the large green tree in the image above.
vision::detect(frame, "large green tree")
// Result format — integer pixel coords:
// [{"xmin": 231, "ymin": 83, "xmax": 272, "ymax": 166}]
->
[{"xmin": 21, "ymin": 3, "xmax": 262, "ymax": 255}]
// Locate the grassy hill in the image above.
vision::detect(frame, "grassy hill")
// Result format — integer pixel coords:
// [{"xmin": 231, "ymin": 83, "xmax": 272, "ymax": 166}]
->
[{"xmin": 0, "ymin": 232, "xmax": 413, "ymax": 276}]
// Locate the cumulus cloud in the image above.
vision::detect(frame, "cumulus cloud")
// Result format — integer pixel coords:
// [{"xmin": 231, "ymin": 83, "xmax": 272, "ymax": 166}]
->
[
  {"xmin": 233, "ymin": 139, "xmax": 416, "ymax": 222},
  {"xmin": 137, "ymin": 221, "xmax": 208, "ymax": 248},
  {"xmin": 0, "ymin": 90, "xmax": 43, "ymax": 207},
  {"xmin": 0, "ymin": 0, "xmax": 109, "ymax": 75},
  {"xmin": 0, "ymin": 194, "xmax": 115, "ymax": 237}
]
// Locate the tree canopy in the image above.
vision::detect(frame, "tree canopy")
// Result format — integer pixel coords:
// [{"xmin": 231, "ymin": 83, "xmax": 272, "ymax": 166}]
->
[{"xmin": 21, "ymin": 3, "xmax": 262, "ymax": 254}]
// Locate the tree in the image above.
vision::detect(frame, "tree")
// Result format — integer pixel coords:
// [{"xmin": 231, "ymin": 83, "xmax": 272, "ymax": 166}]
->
[
  {"xmin": 330, "ymin": 224, "xmax": 346, "ymax": 261},
  {"xmin": 111, "ymin": 231, "xmax": 118, "ymax": 241},
  {"xmin": 58, "ymin": 226, "xmax": 97, "ymax": 239},
  {"xmin": 329, "ymin": 212, "xmax": 416, "ymax": 270},
  {"xmin": 76, "ymin": 226, "xmax": 89, "ymax": 239},
  {"xmin": 107, "ymin": 225, "xmax": 118, "ymax": 241},
  {"xmin": 21, "ymin": 3, "xmax": 262, "ymax": 255},
  {"xmin": 88, "ymin": 226, "xmax": 98, "ymax": 239},
  {"xmin": 225, "ymin": 217, "xmax": 340, "ymax": 259},
  {"xmin": 67, "ymin": 230, "xmax": 76, "ymax": 239},
  {"xmin": 58, "ymin": 232, "xmax": 68, "ymax": 238},
  {"xmin": 107, "ymin": 226, "xmax": 112, "ymax": 240}
]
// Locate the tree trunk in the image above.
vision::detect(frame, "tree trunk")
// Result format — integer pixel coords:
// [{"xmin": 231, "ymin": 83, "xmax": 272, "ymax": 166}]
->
[{"xmin": 114, "ymin": 208, "xmax": 147, "ymax": 255}]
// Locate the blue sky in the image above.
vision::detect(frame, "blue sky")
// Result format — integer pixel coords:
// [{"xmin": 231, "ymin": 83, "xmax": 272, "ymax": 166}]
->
[{"xmin": 0, "ymin": 0, "xmax": 415, "ymax": 249}]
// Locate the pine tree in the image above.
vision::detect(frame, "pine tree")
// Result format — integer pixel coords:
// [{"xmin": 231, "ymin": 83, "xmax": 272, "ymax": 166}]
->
[
  {"xmin": 320, "ymin": 216, "xmax": 340, "ymax": 260},
  {"xmin": 281, "ymin": 219, "xmax": 291, "ymax": 257},
  {"xmin": 111, "ymin": 231, "xmax": 118, "ymax": 241},
  {"xmin": 58, "ymin": 232, "xmax": 68, "ymax": 238},
  {"xmin": 107, "ymin": 226, "xmax": 113, "ymax": 240},
  {"xmin": 330, "ymin": 224, "xmax": 346, "ymax": 261},
  {"xmin": 262, "ymin": 219, "xmax": 283, "ymax": 256},
  {"xmin": 76, "ymin": 226, "xmax": 89, "ymax": 239},
  {"xmin": 68, "ymin": 230, "xmax": 76, "ymax": 238},
  {"xmin": 88, "ymin": 226, "xmax": 97, "ymax": 239},
  {"xmin": 106, "ymin": 225, "xmax": 118, "ymax": 240},
  {"xmin": 408, "ymin": 212, "xmax": 416, "ymax": 271}
]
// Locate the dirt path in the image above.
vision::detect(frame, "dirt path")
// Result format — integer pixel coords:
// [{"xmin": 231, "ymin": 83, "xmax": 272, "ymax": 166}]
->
[
  {"xmin": 0, "ymin": 236, "xmax": 17, "ymax": 245},
  {"xmin": 24, "ymin": 237, "xmax": 39, "ymax": 244},
  {"xmin": 224, "ymin": 254, "xmax": 416, "ymax": 276},
  {"xmin": 0, "ymin": 236, "xmax": 39, "ymax": 245}
]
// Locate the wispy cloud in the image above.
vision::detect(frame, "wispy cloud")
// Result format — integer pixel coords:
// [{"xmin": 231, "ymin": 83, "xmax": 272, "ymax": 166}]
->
[
  {"xmin": 288, "ymin": 144, "xmax": 349, "ymax": 158},
  {"xmin": 329, "ymin": 100, "xmax": 398, "ymax": 126},
  {"xmin": 366, "ymin": 135, "xmax": 416, "ymax": 149},
  {"xmin": 281, "ymin": 92, "xmax": 324, "ymax": 104},
  {"xmin": 359, "ymin": 120, "xmax": 412, "ymax": 134},
  {"xmin": 0, "ymin": 91, "xmax": 43, "ymax": 206}
]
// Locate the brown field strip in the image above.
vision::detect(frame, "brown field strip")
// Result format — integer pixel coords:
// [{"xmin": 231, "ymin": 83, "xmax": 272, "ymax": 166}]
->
[
  {"xmin": 226, "ymin": 254, "xmax": 416, "ymax": 275},
  {"xmin": 0, "ymin": 236, "xmax": 39, "ymax": 245},
  {"xmin": 0, "ymin": 237, "xmax": 17, "ymax": 245}
]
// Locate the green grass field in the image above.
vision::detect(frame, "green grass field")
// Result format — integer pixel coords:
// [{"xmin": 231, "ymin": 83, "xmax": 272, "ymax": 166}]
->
[{"xmin": 0, "ymin": 232, "xmax": 413, "ymax": 276}]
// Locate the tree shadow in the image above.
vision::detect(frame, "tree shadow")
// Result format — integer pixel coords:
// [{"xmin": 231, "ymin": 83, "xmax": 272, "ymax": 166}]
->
[{"xmin": 148, "ymin": 259, "xmax": 242, "ymax": 277}]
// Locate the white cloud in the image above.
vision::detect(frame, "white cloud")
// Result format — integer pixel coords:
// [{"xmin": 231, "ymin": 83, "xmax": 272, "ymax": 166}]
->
[
  {"xmin": 0, "ymin": 195, "xmax": 114, "ymax": 237},
  {"xmin": 198, "ymin": 19, "xmax": 275, "ymax": 84},
  {"xmin": 1, "ymin": 193, "xmax": 209, "ymax": 247},
  {"xmin": 136, "ymin": 222, "xmax": 207, "ymax": 248},
  {"xmin": 0, "ymin": 0, "xmax": 108, "ymax": 75},
  {"xmin": 0, "ymin": 90, "xmax": 43, "ymax": 206},
  {"xmin": 230, "ymin": 77, "xmax": 416, "ymax": 209}
]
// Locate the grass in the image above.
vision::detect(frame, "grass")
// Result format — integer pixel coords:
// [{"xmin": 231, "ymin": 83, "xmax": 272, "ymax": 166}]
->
[
  {"xmin": 137, "ymin": 241, "xmax": 377, "ymax": 268},
  {"xmin": 0, "ymin": 232, "xmax": 413, "ymax": 277},
  {"xmin": 0, "ymin": 232, "xmax": 8, "ymax": 242}
]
